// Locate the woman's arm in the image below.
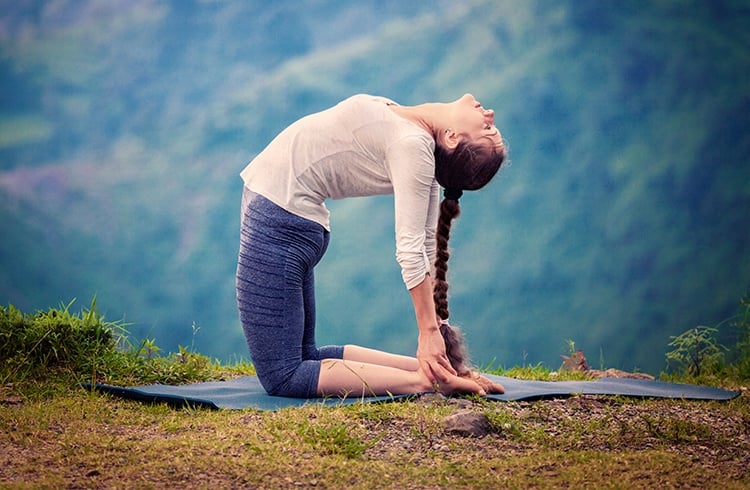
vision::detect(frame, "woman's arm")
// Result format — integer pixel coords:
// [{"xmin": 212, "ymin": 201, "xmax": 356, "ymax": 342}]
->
[{"xmin": 409, "ymin": 274, "xmax": 457, "ymax": 384}]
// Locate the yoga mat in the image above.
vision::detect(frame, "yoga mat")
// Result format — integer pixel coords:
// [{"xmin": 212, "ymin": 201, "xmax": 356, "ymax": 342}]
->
[
  {"xmin": 485, "ymin": 376, "xmax": 740, "ymax": 402},
  {"xmin": 88, "ymin": 374, "xmax": 740, "ymax": 411}
]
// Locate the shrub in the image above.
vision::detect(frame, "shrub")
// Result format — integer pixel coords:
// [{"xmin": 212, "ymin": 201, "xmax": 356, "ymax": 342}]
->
[
  {"xmin": 0, "ymin": 299, "xmax": 124, "ymax": 382},
  {"xmin": 665, "ymin": 326, "xmax": 726, "ymax": 377},
  {"xmin": 0, "ymin": 299, "xmax": 248, "ymax": 387},
  {"xmin": 665, "ymin": 295, "xmax": 750, "ymax": 381},
  {"xmin": 726, "ymin": 296, "xmax": 750, "ymax": 379}
]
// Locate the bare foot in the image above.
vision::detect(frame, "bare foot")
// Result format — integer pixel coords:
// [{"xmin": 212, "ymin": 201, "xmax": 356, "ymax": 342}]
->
[{"xmin": 413, "ymin": 367, "xmax": 483, "ymax": 396}]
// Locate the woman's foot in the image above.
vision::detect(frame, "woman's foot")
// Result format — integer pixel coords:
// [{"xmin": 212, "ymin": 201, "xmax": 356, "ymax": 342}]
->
[{"xmin": 416, "ymin": 367, "xmax": 487, "ymax": 396}]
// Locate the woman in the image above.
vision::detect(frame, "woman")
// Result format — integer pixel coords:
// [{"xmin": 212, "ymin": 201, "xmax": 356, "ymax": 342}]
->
[{"xmin": 237, "ymin": 93, "xmax": 506, "ymax": 398}]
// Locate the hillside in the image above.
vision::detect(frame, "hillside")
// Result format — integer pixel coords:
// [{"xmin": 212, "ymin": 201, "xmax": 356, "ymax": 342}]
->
[
  {"xmin": 1, "ymin": 301, "xmax": 748, "ymax": 488},
  {"xmin": 3, "ymin": 385, "xmax": 748, "ymax": 488},
  {"xmin": 1, "ymin": 0, "xmax": 749, "ymax": 372}
]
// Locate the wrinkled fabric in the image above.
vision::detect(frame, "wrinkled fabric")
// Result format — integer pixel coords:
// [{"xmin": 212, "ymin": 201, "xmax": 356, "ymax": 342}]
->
[
  {"xmin": 236, "ymin": 188, "xmax": 343, "ymax": 397},
  {"xmin": 239, "ymin": 94, "xmax": 439, "ymax": 289}
]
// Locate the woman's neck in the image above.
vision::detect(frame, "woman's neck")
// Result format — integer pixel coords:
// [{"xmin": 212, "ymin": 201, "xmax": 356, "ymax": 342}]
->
[{"xmin": 388, "ymin": 103, "xmax": 451, "ymax": 140}]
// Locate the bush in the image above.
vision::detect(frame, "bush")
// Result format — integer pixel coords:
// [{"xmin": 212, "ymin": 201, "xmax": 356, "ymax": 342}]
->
[
  {"xmin": 726, "ymin": 296, "xmax": 750, "ymax": 379},
  {"xmin": 0, "ymin": 299, "xmax": 124, "ymax": 382},
  {"xmin": 665, "ymin": 295, "xmax": 750, "ymax": 381},
  {"xmin": 665, "ymin": 326, "xmax": 726, "ymax": 377},
  {"xmin": 0, "ymin": 299, "xmax": 249, "ymax": 387}
]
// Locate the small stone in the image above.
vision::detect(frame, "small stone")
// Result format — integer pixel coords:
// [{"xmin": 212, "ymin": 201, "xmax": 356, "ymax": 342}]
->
[
  {"xmin": 418, "ymin": 393, "xmax": 447, "ymax": 405},
  {"xmin": 442, "ymin": 410, "xmax": 492, "ymax": 437},
  {"xmin": 1, "ymin": 395, "xmax": 23, "ymax": 406},
  {"xmin": 452, "ymin": 398, "xmax": 473, "ymax": 409}
]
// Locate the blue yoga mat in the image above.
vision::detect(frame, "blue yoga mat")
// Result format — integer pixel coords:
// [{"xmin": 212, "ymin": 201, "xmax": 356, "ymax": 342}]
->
[{"xmin": 89, "ymin": 374, "xmax": 740, "ymax": 410}]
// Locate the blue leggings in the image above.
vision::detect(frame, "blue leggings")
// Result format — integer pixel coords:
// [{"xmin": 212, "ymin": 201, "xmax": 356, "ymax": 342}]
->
[{"xmin": 236, "ymin": 188, "xmax": 344, "ymax": 397}]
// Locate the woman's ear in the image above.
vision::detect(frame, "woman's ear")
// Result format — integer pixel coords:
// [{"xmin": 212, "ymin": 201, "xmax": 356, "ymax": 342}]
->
[{"xmin": 442, "ymin": 128, "xmax": 461, "ymax": 150}]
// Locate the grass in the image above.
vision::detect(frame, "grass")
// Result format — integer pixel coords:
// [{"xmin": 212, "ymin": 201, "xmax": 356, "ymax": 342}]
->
[
  {"xmin": 3, "ymin": 390, "xmax": 748, "ymax": 488},
  {"xmin": 1, "ymin": 300, "xmax": 749, "ymax": 488},
  {"xmin": 0, "ymin": 299, "xmax": 255, "ymax": 394}
]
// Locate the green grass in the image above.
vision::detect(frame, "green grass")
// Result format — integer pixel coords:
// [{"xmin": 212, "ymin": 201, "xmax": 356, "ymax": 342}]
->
[
  {"xmin": 0, "ymin": 299, "xmax": 254, "ymax": 399},
  {"xmin": 1, "ymin": 301, "xmax": 749, "ymax": 488},
  {"xmin": 2, "ymin": 388, "xmax": 747, "ymax": 488}
]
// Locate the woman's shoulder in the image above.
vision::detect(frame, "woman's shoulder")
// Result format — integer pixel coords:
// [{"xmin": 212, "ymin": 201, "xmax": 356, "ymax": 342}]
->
[{"xmin": 342, "ymin": 93, "xmax": 398, "ymax": 107}]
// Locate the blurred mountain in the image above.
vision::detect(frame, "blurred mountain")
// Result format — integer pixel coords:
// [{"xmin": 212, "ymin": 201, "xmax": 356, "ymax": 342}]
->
[{"xmin": 1, "ymin": 0, "xmax": 748, "ymax": 373}]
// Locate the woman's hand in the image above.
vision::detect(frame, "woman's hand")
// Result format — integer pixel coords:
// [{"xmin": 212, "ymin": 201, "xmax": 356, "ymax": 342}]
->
[
  {"xmin": 410, "ymin": 276, "xmax": 459, "ymax": 384},
  {"xmin": 416, "ymin": 328, "xmax": 457, "ymax": 385},
  {"xmin": 470, "ymin": 372, "xmax": 505, "ymax": 394},
  {"xmin": 417, "ymin": 364, "xmax": 487, "ymax": 396}
]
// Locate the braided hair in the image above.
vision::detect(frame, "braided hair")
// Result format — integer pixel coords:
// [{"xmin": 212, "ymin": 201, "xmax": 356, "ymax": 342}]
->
[
  {"xmin": 433, "ymin": 136, "xmax": 506, "ymax": 376},
  {"xmin": 433, "ymin": 190, "xmax": 473, "ymax": 376}
]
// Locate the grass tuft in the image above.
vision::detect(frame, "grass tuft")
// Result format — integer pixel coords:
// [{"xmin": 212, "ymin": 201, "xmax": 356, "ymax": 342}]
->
[{"xmin": 0, "ymin": 299, "xmax": 254, "ymax": 397}]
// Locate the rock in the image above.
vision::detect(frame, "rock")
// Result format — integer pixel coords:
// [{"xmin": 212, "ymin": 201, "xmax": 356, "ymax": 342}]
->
[
  {"xmin": 442, "ymin": 410, "xmax": 492, "ymax": 437},
  {"xmin": 452, "ymin": 398, "xmax": 474, "ymax": 409},
  {"xmin": 558, "ymin": 349, "xmax": 655, "ymax": 380},
  {"xmin": 418, "ymin": 393, "xmax": 447, "ymax": 405}
]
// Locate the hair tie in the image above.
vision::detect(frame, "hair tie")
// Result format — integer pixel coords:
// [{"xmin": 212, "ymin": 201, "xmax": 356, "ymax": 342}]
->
[{"xmin": 443, "ymin": 188, "xmax": 463, "ymax": 202}]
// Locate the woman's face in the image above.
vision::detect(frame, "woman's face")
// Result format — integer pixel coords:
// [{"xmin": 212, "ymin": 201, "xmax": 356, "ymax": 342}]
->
[{"xmin": 449, "ymin": 93, "xmax": 503, "ymax": 149}]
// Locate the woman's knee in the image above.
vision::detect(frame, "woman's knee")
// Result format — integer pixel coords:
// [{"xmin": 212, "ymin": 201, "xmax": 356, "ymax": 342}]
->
[
  {"xmin": 318, "ymin": 345, "xmax": 345, "ymax": 360},
  {"xmin": 257, "ymin": 359, "xmax": 322, "ymax": 398}
]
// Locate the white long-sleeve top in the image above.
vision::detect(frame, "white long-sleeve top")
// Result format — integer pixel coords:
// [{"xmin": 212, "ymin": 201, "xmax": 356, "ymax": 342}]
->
[{"xmin": 240, "ymin": 94, "xmax": 440, "ymax": 289}]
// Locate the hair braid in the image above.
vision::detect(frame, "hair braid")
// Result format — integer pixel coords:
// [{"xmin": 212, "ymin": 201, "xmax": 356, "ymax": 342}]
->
[
  {"xmin": 433, "ymin": 197, "xmax": 460, "ymax": 321},
  {"xmin": 433, "ymin": 196, "xmax": 472, "ymax": 376}
]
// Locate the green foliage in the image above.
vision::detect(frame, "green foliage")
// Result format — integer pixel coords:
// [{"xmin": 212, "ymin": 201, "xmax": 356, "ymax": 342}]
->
[
  {"xmin": 0, "ymin": 300, "xmax": 253, "ymax": 390},
  {"xmin": 482, "ymin": 405, "xmax": 528, "ymax": 441},
  {"xmin": 124, "ymin": 343, "xmax": 223, "ymax": 386},
  {"xmin": 498, "ymin": 362, "xmax": 590, "ymax": 382},
  {"xmin": 641, "ymin": 415, "xmax": 714, "ymax": 444},
  {"xmin": 497, "ymin": 363, "xmax": 553, "ymax": 380},
  {"xmin": 727, "ymin": 297, "xmax": 750, "ymax": 379},
  {"xmin": 0, "ymin": 299, "xmax": 125, "ymax": 383},
  {"xmin": 665, "ymin": 326, "xmax": 726, "ymax": 377},
  {"xmin": 665, "ymin": 296, "xmax": 750, "ymax": 381},
  {"xmin": 296, "ymin": 418, "xmax": 374, "ymax": 459}
]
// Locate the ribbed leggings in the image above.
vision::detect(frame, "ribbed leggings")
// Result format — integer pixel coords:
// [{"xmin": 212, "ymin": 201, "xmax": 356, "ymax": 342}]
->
[{"xmin": 236, "ymin": 188, "xmax": 344, "ymax": 397}]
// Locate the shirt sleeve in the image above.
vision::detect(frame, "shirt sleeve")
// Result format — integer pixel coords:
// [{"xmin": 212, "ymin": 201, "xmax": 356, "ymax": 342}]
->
[
  {"xmin": 385, "ymin": 134, "xmax": 439, "ymax": 289},
  {"xmin": 424, "ymin": 179, "xmax": 440, "ymax": 277}
]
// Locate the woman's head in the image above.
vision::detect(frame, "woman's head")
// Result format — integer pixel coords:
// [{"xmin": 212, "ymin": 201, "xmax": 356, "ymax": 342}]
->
[
  {"xmin": 434, "ymin": 137, "xmax": 505, "ymax": 191},
  {"xmin": 433, "ymin": 93, "xmax": 506, "ymax": 192}
]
